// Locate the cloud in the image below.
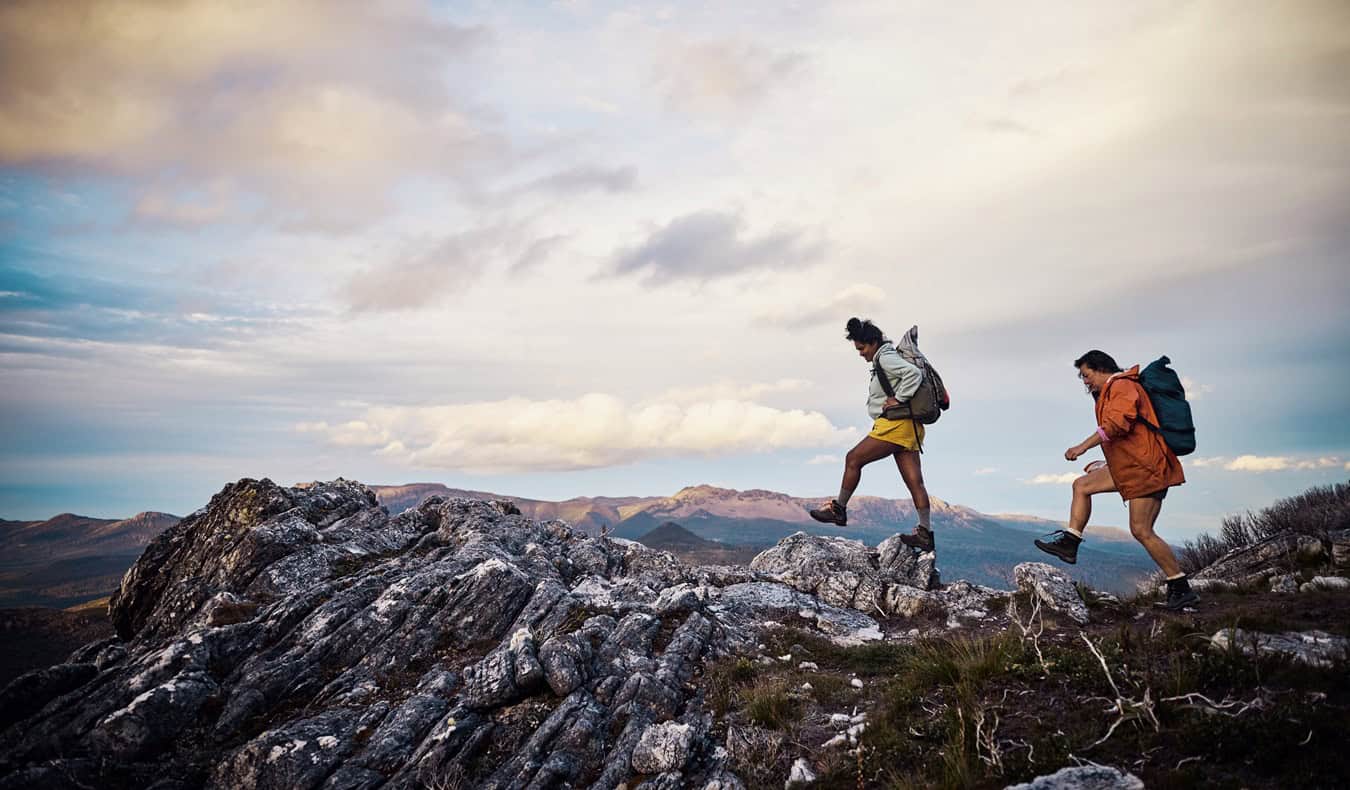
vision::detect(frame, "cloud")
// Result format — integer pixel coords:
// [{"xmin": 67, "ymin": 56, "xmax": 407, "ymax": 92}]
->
[
  {"xmin": 525, "ymin": 165, "xmax": 637, "ymax": 195},
  {"xmin": 1222, "ymin": 454, "xmax": 1345, "ymax": 472},
  {"xmin": 610, "ymin": 210, "xmax": 824, "ymax": 284},
  {"xmin": 974, "ymin": 118, "xmax": 1041, "ymax": 137},
  {"xmin": 1180, "ymin": 377, "xmax": 1214, "ymax": 401},
  {"xmin": 754, "ymin": 284, "xmax": 886, "ymax": 329},
  {"xmin": 0, "ymin": 0, "xmax": 492, "ymax": 230},
  {"xmin": 1189, "ymin": 456, "xmax": 1228, "ymax": 468},
  {"xmin": 974, "ymin": 467, "xmax": 999, "ymax": 476},
  {"xmin": 299, "ymin": 393, "xmax": 854, "ymax": 473},
  {"xmin": 1024, "ymin": 473, "xmax": 1079, "ymax": 485},
  {"xmin": 342, "ymin": 224, "xmax": 549, "ymax": 312},
  {"xmin": 807, "ymin": 454, "xmax": 839, "ymax": 465},
  {"xmin": 657, "ymin": 378, "xmax": 812, "ymax": 406},
  {"xmin": 655, "ymin": 40, "xmax": 806, "ymax": 117}
]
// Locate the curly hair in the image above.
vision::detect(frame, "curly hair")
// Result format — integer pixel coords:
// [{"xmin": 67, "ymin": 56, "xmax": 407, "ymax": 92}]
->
[{"xmin": 845, "ymin": 317, "xmax": 885, "ymax": 346}]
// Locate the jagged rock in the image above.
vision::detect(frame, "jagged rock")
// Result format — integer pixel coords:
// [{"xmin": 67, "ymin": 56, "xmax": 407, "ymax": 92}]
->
[
  {"xmin": 1331, "ymin": 529, "xmax": 1350, "ymax": 567},
  {"xmin": 1194, "ymin": 533, "xmax": 1324, "ymax": 588},
  {"xmin": 786, "ymin": 757, "xmax": 817, "ymax": 787},
  {"xmin": 1270, "ymin": 574, "xmax": 1300, "ymax": 594},
  {"xmin": 1300, "ymin": 576, "xmax": 1350, "ymax": 593},
  {"xmin": 751, "ymin": 533, "xmax": 889, "ymax": 611},
  {"xmin": 0, "ymin": 663, "xmax": 98, "ymax": 732},
  {"xmin": 749, "ymin": 532, "xmax": 938, "ymax": 620},
  {"xmin": 1013, "ymin": 563, "xmax": 1090, "ymax": 625},
  {"xmin": 1211, "ymin": 628, "xmax": 1350, "ymax": 668},
  {"xmin": 632, "ymin": 721, "xmax": 695, "ymax": 774},
  {"xmin": 1005, "ymin": 765, "xmax": 1144, "ymax": 789},
  {"xmin": 876, "ymin": 534, "xmax": 939, "ymax": 590}
]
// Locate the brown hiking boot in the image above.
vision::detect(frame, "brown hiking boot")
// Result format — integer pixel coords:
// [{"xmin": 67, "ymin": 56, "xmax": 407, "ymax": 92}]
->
[
  {"xmin": 899, "ymin": 525, "xmax": 935, "ymax": 552},
  {"xmin": 808, "ymin": 500, "xmax": 847, "ymax": 526}
]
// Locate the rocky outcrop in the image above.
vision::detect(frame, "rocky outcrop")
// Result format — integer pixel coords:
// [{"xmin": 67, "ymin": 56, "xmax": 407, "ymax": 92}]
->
[
  {"xmin": 748, "ymin": 531, "xmax": 938, "ymax": 615},
  {"xmin": 1210, "ymin": 628, "xmax": 1350, "ymax": 668},
  {"xmin": 1005, "ymin": 765, "xmax": 1144, "ymax": 790},
  {"xmin": 0, "ymin": 478, "xmax": 965, "ymax": 789},
  {"xmin": 1013, "ymin": 562, "xmax": 1090, "ymax": 625},
  {"xmin": 1193, "ymin": 532, "xmax": 1326, "ymax": 588}
]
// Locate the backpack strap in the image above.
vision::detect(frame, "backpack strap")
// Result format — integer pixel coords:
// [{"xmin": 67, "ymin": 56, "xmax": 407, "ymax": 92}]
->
[
  {"xmin": 872, "ymin": 357, "xmax": 897, "ymax": 398},
  {"xmin": 874, "ymin": 356, "xmax": 924, "ymax": 453}
]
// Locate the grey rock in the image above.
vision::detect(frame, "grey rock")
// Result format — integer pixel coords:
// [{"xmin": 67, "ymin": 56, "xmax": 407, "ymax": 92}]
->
[
  {"xmin": 632, "ymin": 721, "xmax": 695, "ymax": 774},
  {"xmin": 786, "ymin": 757, "xmax": 817, "ymax": 787},
  {"xmin": 1005, "ymin": 765, "xmax": 1144, "ymax": 789},
  {"xmin": 751, "ymin": 533, "xmax": 888, "ymax": 610},
  {"xmin": 0, "ymin": 662, "xmax": 98, "ymax": 732},
  {"xmin": 1270, "ymin": 574, "xmax": 1300, "ymax": 594},
  {"xmin": 1210, "ymin": 628, "xmax": 1350, "ymax": 668},
  {"xmin": 1013, "ymin": 562, "xmax": 1090, "ymax": 625},
  {"xmin": 1300, "ymin": 575, "xmax": 1350, "ymax": 593},
  {"xmin": 1331, "ymin": 529, "xmax": 1350, "ymax": 567},
  {"xmin": 1194, "ymin": 532, "xmax": 1320, "ymax": 588}
]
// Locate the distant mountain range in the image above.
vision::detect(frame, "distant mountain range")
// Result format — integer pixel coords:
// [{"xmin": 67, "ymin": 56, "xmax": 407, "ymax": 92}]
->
[
  {"xmin": 0, "ymin": 483, "xmax": 1160, "ymax": 607},
  {"xmin": 368, "ymin": 483, "xmax": 1156, "ymax": 594},
  {"xmin": 0, "ymin": 512, "xmax": 179, "ymax": 608}
]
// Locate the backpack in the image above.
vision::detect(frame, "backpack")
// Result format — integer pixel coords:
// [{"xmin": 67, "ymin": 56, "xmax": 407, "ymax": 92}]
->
[
  {"xmin": 1138, "ymin": 355, "xmax": 1196, "ymax": 456},
  {"xmin": 873, "ymin": 325, "xmax": 951, "ymax": 426}
]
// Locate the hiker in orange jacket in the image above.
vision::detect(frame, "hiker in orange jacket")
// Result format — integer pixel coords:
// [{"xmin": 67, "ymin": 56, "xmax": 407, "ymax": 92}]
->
[{"xmin": 1034, "ymin": 350, "xmax": 1197, "ymax": 610}]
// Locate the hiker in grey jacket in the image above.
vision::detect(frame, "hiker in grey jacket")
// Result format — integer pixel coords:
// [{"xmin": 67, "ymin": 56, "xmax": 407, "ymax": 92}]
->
[{"xmin": 809, "ymin": 317, "xmax": 937, "ymax": 553}]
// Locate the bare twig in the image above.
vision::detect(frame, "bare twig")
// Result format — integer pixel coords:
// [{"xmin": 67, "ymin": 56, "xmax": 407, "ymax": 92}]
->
[
  {"xmin": 1009, "ymin": 596, "xmax": 1049, "ymax": 675},
  {"xmin": 974, "ymin": 708, "xmax": 1004, "ymax": 774},
  {"xmin": 1175, "ymin": 756, "xmax": 1202, "ymax": 770},
  {"xmin": 1162, "ymin": 692, "xmax": 1268, "ymax": 717},
  {"xmin": 1079, "ymin": 633, "xmax": 1159, "ymax": 749}
]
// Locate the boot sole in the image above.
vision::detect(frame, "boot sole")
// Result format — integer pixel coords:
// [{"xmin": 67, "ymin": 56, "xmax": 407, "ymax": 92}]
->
[{"xmin": 1033, "ymin": 541, "xmax": 1077, "ymax": 564}]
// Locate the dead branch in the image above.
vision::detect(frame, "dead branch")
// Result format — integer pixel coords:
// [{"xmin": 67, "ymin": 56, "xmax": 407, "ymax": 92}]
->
[
  {"xmin": 1080, "ymin": 633, "xmax": 1159, "ymax": 749},
  {"xmin": 1008, "ymin": 595, "xmax": 1049, "ymax": 675},
  {"xmin": 1162, "ymin": 692, "xmax": 1268, "ymax": 717}
]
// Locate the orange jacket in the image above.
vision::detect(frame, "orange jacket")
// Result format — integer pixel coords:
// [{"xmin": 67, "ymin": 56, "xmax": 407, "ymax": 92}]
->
[{"xmin": 1094, "ymin": 366, "xmax": 1186, "ymax": 501}]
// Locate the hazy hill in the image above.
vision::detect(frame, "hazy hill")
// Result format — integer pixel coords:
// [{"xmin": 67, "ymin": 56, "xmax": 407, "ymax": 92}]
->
[
  {"xmin": 0, "ymin": 512, "xmax": 179, "ymax": 608},
  {"xmin": 635, "ymin": 522, "xmax": 761, "ymax": 566}
]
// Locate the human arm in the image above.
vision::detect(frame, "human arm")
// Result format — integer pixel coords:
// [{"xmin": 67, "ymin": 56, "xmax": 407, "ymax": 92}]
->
[
  {"xmin": 1065, "ymin": 430, "xmax": 1103, "ymax": 461},
  {"xmin": 876, "ymin": 348, "xmax": 922, "ymax": 400}
]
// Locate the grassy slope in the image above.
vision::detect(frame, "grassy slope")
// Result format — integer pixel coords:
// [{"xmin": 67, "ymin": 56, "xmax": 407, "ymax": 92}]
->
[{"xmin": 702, "ymin": 587, "xmax": 1350, "ymax": 789}]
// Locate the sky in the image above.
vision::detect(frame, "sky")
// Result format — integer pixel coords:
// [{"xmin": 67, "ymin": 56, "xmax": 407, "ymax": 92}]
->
[{"xmin": 2, "ymin": 0, "xmax": 1348, "ymax": 539}]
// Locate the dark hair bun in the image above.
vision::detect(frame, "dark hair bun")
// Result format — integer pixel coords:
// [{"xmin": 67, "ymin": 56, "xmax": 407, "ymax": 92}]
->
[{"xmin": 844, "ymin": 317, "xmax": 884, "ymax": 345}]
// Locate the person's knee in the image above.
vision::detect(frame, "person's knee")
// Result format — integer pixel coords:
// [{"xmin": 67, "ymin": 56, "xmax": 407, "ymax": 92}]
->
[
  {"xmin": 844, "ymin": 450, "xmax": 865, "ymax": 470},
  {"xmin": 1072, "ymin": 476, "xmax": 1091, "ymax": 497},
  {"xmin": 1130, "ymin": 521, "xmax": 1156, "ymax": 542}
]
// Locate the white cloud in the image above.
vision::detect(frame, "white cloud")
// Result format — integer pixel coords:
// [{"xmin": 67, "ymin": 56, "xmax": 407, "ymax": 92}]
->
[
  {"xmin": 754, "ymin": 284, "xmax": 888, "ymax": 330},
  {"xmin": 1189, "ymin": 456, "xmax": 1228, "ymax": 468},
  {"xmin": 1025, "ymin": 473, "xmax": 1079, "ymax": 485},
  {"xmin": 1180, "ymin": 377, "xmax": 1214, "ymax": 401},
  {"xmin": 974, "ymin": 467, "xmax": 999, "ymax": 476},
  {"xmin": 1222, "ymin": 454, "xmax": 1345, "ymax": 472},
  {"xmin": 300, "ymin": 393, "xmax": 854, "ymax": 473},
  {"xmin": 807, "ymin": 454, "xmax": 839, "ymax": 465}
]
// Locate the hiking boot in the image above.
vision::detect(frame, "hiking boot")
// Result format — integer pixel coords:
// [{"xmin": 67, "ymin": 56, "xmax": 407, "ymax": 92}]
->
[
  {"xmin": 1156, "ymin": 577, "xmax": 1200, "ymax": 611},
  {"xmin": 1033, "ymin": 530, "xmax": 1081, "ymax": 565},
  {"xmin": 808, "ymin": 500, "xmax": 847, "ymax": 526},
  {"xmin": 899, "ymin": 524, "xmax": 935, "ymax": 552}
]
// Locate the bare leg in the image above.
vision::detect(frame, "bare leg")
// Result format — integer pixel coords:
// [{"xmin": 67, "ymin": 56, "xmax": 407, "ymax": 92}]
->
[
  {"xmin": 836, "ymin": 436, "xmax": 902, "ymax": 502},
  {"xmin": 1068, "ymin": 465, "xmax": 1117, "ymax": 536},
  {"xmin": 1128, "ymin": 497, "xmax": 1182, "ymax": 577},
  {"xmin": 893, "ymin": 451, "xmax": 929, "ymax": 511}
]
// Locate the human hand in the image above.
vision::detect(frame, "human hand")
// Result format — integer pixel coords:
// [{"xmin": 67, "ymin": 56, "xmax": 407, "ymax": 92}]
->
[
  {"xmin": 1065, "ymin": 444, "xmax": 1084, "ymax": 461},
  {"xmin": 884, "ymin": 398, "xmax": 900, "ymax": 409}
]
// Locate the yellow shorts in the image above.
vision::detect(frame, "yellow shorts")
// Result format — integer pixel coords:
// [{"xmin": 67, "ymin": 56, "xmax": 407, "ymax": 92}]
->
[{"xmin": 868, "ymin": 416, "xmax": 925, "ymax": 451}]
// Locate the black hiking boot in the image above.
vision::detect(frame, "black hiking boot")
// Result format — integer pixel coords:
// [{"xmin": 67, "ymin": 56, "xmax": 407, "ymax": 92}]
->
[
  {"xmin": 899, "ymin": 524, "xmax": 935, "ymax": 552},
  {"xmin": 809, "ymin": 500, "xmax": 847, "ymax": 526},
  {"xmin": 1033, "ymin": 530, "xmax": 1081, "ymax": 565},
  {"xmin": 1156, "ymin": 577, "xmax": 1201, "ymax": 611}
]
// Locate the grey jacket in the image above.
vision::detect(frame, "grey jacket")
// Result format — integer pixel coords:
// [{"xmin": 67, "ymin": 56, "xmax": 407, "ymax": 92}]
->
[{"xmin": 868, "ymin": 341, "xmax": 923, "ymax": 420}]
